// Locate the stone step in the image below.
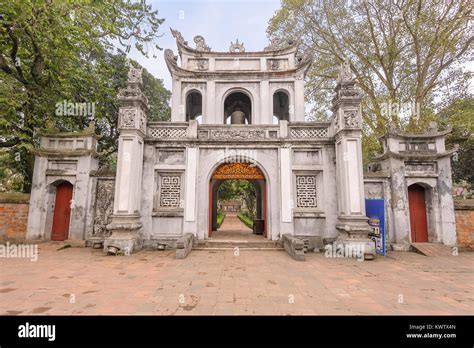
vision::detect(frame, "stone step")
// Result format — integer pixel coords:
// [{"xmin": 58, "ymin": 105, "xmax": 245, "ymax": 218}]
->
[
  {"xmin": 411, "ymin": 243, "xmax": 455, "ymax": 257},
  {"xmin": 194, "ymin": 240, "xmax": 283, "ymax": 250}
]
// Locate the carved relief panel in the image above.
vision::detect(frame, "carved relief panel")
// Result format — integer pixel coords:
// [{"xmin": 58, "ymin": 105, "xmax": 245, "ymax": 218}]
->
[{"xmin": 92, "ymin": 178, "xmax": 115, "ymax": 237}]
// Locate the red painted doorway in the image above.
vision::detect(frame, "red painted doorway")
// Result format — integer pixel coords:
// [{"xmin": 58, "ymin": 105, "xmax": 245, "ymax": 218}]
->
[
  {"xmin": 408, "ymin": 184, "xmax": 428, "ymax": 243},
  {"xmin": 51, "ymin": 182, "xmax": 73, "ymax": 241}
]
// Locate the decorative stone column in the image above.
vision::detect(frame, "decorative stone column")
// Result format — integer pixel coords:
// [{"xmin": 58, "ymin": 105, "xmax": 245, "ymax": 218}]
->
[
  {"xmin": 332, "ymin": 61, "xmax": 375, "ymax": 258},
  {"xmin": 105, "ymin": 66, "xmax": 148, "ymax": 254}
]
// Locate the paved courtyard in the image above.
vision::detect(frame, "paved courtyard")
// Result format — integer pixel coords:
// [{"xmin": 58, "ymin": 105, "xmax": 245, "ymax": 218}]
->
[{"xmin": 0, "ymin": 242, "xmax": 472, "ymax": 315}]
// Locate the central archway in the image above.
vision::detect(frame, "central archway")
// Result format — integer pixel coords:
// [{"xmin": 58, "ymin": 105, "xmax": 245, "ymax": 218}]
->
[
  {"xmin": 223, "ymin": 91, "xmax": 252, "ymax": 124},
  {"xmin": 209, "ymin": 162, "xmax": 266, "ymax": 238}
]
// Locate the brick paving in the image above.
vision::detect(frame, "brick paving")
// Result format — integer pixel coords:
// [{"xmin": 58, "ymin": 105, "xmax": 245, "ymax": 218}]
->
[
  {"xmin": 212, "ymin": 213, "xmax": 262, "ymax": 241},
  {"xmin": 0, "ymin": 242, "xmax": 472, "ymax": 315}
]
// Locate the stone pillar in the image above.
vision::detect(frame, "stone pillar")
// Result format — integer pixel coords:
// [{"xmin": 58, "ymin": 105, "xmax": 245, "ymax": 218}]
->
[
  {"xmin": 332, "ymin": 61, "xmax": 375, "ymax": 258},
  {"xmin": 205, "ymin": 80, "xmax": 215, "ymax": 124},
  {"xmin": 294, "ymin": 78, "xmax": 305, "ymax": 122},
  {"xmin": 260, "ymin": 80, "xmax": 270, "ymax": 124},
  {"xmin": 171, "ymin": 77, "xmax": 182, "ymax": 122},
  {"xmin": 105, "ymin": 66, "xmax": 148, "ymax": 254},
  {"xmin": 280, "ymin": 144, "xmax": 292, "ymax": 224},
  {"xmin": 183, "ymin": 144, "xmax": 198, "ymax": 234}
]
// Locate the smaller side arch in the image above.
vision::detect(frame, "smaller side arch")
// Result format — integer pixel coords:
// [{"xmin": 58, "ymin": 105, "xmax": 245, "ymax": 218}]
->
[
  {"xmin": 272, "ymin": 89, "xmax": 290, "ymax": 122},
  {"xmin": 185, "ymin": 89, "xmax": 203, "ymax": 122}
]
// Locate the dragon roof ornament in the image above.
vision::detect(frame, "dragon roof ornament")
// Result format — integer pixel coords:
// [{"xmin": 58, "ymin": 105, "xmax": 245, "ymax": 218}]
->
[
  {"xmin": 170, "ymin": 28, "xmax": 188, "ymax": 46},
  {"xmin": 194, "ymin": 35, "xmax": 211, "ymax": 52}
]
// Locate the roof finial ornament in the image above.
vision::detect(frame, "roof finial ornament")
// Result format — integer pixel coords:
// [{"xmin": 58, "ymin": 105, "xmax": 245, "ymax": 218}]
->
[
  {"xmin": 127, "ymin": 65, "xmax": 143, "ymax": 84},
  {"xmin": 337, "ymin": 59, "xmax": 353, "ymax": 83},
  {"xmin": 264, "ymin": 37, "xmax": 280, "ymax": 51},
  {"xmin": 194, "ymin": 35, "xmax": 211, "ymax": 52},
  {"xmin": 229, "ymin": 39, "xmax": 245, "ymax": 53}
]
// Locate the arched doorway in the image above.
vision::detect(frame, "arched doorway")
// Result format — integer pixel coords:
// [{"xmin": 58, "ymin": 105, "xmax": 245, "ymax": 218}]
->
[
  {"xmin": 209, "ymin": 162, "xmax": 266, "ymax": 238},
  {"xmin": 224, "ymin": 91, "xmax": 252, "ymax": 124},
  {"xmin": 408, "ymin": 184, "xmax": 428, "ymax": 242},
  {"xmin": 51, "ymin": 181, "xmax": 74, "ymax": 241}
]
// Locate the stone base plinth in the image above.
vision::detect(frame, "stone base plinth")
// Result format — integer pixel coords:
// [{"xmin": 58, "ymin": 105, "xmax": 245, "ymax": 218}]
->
[
  {"xmin": 104, "ymin": 215, "xmax": 142, "ymax": 254},
  {"xmin": 336, "ymin": 215, "xmax": 376, "ymax": 259},
  {"xmin": 333, "ymin": 238, "xmax": 376, "ymax": 260}
]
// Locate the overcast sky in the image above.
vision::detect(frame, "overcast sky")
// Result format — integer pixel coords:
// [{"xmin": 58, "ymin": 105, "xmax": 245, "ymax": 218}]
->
[{"xmin": 126, "ymin": 0, "xmax": 281, "ymax": 90}]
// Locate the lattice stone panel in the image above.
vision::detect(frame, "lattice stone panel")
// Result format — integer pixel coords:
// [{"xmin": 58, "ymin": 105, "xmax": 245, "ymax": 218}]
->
[
  {"xmin": 149, "ymin": 127, "xmax": 187, "ymax": 139},
  {"xmin": 296, "ymin": 175, "xmax": 318, "ymax": 208},
  {"xmin": 290, "ymin": 127, "xmax": 328, "ymax": 138},
  {"xmin": 159, "ymin": 175, "xmax": 181, "ymax": 207}
]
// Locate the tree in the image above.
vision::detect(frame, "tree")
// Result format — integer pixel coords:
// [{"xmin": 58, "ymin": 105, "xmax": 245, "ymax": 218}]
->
[
  {"xmin": 267, "ymin": 0, "xmax": 473, "ymax": 156},
  {"xmin": 0, "ymin": 0, "xmax": 169, "ymax": 192},
  {"xmin": 437, "ymin": 97, "xmax": 474, "ymax": 187},
  {"xmin": 218, "ymin": 180, "xmax": 257, "ymax": 217}
]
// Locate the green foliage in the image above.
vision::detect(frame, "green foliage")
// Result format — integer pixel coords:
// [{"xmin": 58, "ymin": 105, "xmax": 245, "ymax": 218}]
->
[
  {"xmin": 218, "ymin": 179, "xmax": 256, "ymax": 218},
  {"xmin": 437, "ymin": 97, "xmax": 474, "ymax": 187},
  {"xmin": 0, "ymin": 0, "xmax": 170, "ymax": 192},
  {"xmin": 217, "ymin": 211, "xmax": 226, "ymax": 228}
]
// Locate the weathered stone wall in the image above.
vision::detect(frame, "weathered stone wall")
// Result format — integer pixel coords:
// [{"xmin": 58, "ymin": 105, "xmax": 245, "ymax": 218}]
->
[
  {"xmin": 0, "ymin": 193, "xmax": 30, "ymax": 242},
  {"xmin": 454, "ymin": 200, "xmax": 474, "ymax": 251}
]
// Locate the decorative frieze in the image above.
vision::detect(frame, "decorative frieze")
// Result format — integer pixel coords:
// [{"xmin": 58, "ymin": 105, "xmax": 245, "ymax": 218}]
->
[
  {"xmin": 399, "ymin": 142, "xmax": 436, "ymax": 152},
  {"xmin": 267, "ymin": 59, "xmax": 289, "ymax": 71},
  {"xmin": 212, "ymin": 162, "xmax": 264, "ymax": 180},
  {"xmin": 405, "ymin": 161, "xmax": 436, "ymax": 173},
  {"xmin": 210, "ymin": 129, "xmax": 266, "ymax": 140},
  {"xmin": 188, "ymin": 59, "xmax": 209, "ymax": 71}
]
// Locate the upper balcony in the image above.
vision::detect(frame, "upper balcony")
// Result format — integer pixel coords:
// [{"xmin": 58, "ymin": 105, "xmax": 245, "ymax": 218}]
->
[{"xmin": 146, "ymin": 121, "xmax": 334, "ymax": 144}]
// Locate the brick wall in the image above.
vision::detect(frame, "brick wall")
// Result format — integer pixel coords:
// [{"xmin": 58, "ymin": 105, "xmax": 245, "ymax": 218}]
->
[
  {"xmin": 454, "ymin": 200, "xmax": 474, "ymax": 251},
  {"xmin": 0, "ymin": 193, "xmax": 30, "ymax": 242}
]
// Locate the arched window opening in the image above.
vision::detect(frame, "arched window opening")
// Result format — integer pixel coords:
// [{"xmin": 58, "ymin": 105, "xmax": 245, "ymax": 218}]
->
[
  {"xmin": 273, "ymin": 91, "xmax": 289, "ymax": 122},
  {"xmin": 224, "ymin": 92, "xmax": 252, "ymax": 124},
  {"xmin": 186, "ymin": 91, "xmax": 202, "ymax": 122}
]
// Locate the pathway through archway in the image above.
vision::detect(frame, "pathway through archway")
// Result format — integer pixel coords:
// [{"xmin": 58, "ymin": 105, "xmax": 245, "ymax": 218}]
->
[{"xmin": 212, "ymin": 212, "xmax": 263, "ymax": 241}]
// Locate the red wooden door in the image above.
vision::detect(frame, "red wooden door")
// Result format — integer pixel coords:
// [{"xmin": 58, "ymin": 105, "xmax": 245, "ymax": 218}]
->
[
  {"xmin": 408, "ymin": 184, "xmax": 428, "ymax": 242},
  {"xmin": 51, "ymin": 182, "xmax": 73, "ymax": 241}
]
